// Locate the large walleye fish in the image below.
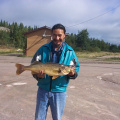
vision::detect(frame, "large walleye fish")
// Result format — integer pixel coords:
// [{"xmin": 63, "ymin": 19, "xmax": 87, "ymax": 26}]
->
[{"xmin": 15, "ymin": 61, "xmax": 74, "ymax": 79}]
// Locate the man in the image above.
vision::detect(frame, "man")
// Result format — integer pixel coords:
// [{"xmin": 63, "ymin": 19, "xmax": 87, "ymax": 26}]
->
[{"xmin": 31, "ymin": 24, "xmax": 80, "ymax": 120}]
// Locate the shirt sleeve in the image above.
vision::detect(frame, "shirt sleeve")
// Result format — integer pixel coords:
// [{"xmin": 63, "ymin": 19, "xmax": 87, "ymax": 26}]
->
[
  {"xmin": 68, "ymin": 51, "xmax": 80, "ymax": 80},
  {"xmin": 67, "ymin": 71, "xmax": 78, "ymax": 79},
  {"xmin": 31, "ymin": 50, "xmax": 41, "ymax": 81}
]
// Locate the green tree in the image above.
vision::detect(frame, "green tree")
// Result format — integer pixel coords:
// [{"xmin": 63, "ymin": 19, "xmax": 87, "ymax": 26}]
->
[
  {"xmin": 76, "ymin": 29, "xmax": 90, "ymax": 50},
  {"xmin": 110, "ymin": 44, "xmax": 118, "ymax": 52},
  {"xmin": 66, "ymin": 33, "xmax": 76, "ymax": 49},
  {"xmin": 0, "ymin": 31, "xmax": 10, "ymax": 45},
  {"xmin": 1, "ymin": 19, "xmax": 120, "ymax": 53},
  {"xmin": 89, "ymin": 38, "xmax": 101, "ymax": 52},
  {"xmin": 118, "ymin": 45, "xmax": 120, "ymax": 52}
]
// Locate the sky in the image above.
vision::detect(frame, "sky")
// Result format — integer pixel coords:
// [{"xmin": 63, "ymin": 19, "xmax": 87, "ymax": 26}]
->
[{"xmin": 0, "ymin": 0, "xmax": 120, "ymax": 45}]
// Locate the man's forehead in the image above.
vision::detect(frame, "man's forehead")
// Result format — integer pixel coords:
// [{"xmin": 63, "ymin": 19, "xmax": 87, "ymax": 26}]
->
[{"xmin": 52, "ymin": 29, "xmax": 64, "ymax": 34}]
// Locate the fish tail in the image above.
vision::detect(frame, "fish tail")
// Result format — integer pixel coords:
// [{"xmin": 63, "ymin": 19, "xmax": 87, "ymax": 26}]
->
[{"xmin": 16, "ymin": 63, "xmax": 25, "ymax": 75}]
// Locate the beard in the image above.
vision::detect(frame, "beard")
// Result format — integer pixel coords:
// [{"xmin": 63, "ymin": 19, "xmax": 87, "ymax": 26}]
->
[{"xmin": 53, "ymin": 39, "xmax": 62, "ymax": 48}]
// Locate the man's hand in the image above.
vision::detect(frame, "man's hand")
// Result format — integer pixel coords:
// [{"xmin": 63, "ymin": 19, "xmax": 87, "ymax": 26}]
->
[
  {"xmin": 36, "ymin": 70, "xmax": 45, "ymax": 78},
  {"xmin": 68, "ymin": 67, "xmax": 75, "ymax": 76}
]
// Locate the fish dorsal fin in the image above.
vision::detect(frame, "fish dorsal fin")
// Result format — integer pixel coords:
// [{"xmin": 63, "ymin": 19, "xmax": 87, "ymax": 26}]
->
[
  {"xmin": 52, "ymin": 76, "xmax": 59, "ymax": 80},
  {"xmin": 31, "ymin": 61, "xmax": 40, "ymax": 65}
]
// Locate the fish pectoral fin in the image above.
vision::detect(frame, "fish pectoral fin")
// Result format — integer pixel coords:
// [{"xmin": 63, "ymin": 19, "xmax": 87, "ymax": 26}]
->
[{"xmin": 52, "ymin": 76, "xmax": 59, "ymax": 80}]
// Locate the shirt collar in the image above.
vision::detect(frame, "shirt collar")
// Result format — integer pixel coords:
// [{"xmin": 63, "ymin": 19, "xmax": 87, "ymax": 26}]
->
[{"xmin": 51, "ymin": 41, "xmax": 65, "ymax": 52}]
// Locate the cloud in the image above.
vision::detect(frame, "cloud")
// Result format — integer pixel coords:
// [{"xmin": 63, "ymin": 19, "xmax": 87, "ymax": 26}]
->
[{"xmin": 0, "ymin": 0, "xmax": 120, "ymax": 44}]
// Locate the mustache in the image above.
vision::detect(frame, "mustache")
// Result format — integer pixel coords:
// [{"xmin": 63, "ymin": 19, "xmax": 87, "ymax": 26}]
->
[{"xmin": 53, "ymin": 39, "xmax": 62, "ymax": 42}]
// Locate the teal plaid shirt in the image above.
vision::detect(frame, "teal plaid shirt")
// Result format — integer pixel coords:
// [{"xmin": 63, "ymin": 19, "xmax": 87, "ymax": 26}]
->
[{"xmin": 51, "ymin": 42, "xmax": 65, "ymax": 63}]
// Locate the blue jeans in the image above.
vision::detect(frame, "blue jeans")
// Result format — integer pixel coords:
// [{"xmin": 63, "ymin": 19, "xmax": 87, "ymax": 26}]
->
[{"xmin": 35, "ymin": 87, "xmax": 67, "ymax": 120}]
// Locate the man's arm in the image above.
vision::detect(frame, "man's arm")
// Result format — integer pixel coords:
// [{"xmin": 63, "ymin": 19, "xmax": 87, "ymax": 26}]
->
[
  {"xmin": 31, "ymin": 50, "xmax": 45, "ymax": 80},
  {"xmin": 68, "ymin": 51, "xmax": 80, "ymax": 79}
]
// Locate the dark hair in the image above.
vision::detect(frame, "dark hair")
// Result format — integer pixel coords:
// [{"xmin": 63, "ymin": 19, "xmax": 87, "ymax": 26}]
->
[{"xmin": 52, "ymin": 23, "xmax": 66, "ymax": 34}]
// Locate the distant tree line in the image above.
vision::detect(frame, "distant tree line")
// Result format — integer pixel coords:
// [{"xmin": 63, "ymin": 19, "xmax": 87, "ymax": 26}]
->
[
  {"xmin": 0, "ymin": 20, "xmax": 38, "ymax": 53},
  {"xmin": 0, "ymin": 20, "xmax": 120, "ymax": 53},
  {"xmin": 66, "ymin": 29, "xmax": 120, "ymax": 52}
]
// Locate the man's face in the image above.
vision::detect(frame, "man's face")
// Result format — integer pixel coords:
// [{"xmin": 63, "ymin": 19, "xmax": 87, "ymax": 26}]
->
[{"xmin": 52, "ymin": 29, "xmax": 65, "ymax": 48}]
